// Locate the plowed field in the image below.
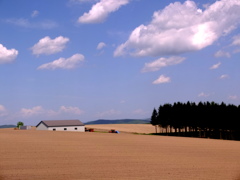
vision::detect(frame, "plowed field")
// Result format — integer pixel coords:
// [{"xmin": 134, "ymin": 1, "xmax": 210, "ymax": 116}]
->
[{"xmin": 0, "ymin": 127, "xmax": 240, "ymax": 180}]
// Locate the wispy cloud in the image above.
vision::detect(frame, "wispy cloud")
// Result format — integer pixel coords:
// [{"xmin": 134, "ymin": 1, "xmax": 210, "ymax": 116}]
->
[
  {"xmin": 231, "ymin": 35, "xmax": 240, "ymax": 54},
  {"xmin": 228, "ymin": 95, "xmax": 238, "ymax": 100},
  {"xmin": 78, "ymin": 0, "xmax": 129, "ymax": 23},
  {"xmin": 210, "ymin": 62, "xmax": 221, "ymax": 69},
  {"xmin": 0, "ymin": 105, "xmax": 8, "ymax": 117},
  {"xmin": 231, "ymin": 35, "xmax": 240, "ymax": 46},
  {"xmin": 31, "ymin": 10, "xmax": 39, "ymax": 18},
  {"xmin": 38, "ymin": 54, "xmax": 85, "ymax": 70},
  {"xmin": 198, "ymin": 92, "xmax": 210, "ymax": 97},
  {"xmin": 142, "ymin": 56, "xmax": 185, "ymax": 72},
  {"xmin": 5, "ymin": 18, "xmax": 57, "ymax": 29},
  {"xmin": 152, "ymin": 75, "xmax": 171, "ymax": 84},
  {"xmin": 214, "ymin": 50, "xmax": 230, "ymax": 58},
  {"xmin": 97, "ymin": 42, "xmax": 106, "ymax": 50},
  {"xmin": 219, "ymin": 74, "xmax": 229, "ymax": 79}
]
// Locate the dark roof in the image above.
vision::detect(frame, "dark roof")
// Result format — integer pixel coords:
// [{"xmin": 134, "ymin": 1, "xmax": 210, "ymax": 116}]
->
[{"xmin": 36, "ymin": 120, "xmax": 84, "ymax": 127}]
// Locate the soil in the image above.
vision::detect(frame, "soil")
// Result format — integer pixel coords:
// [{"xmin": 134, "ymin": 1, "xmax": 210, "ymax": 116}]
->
[{"xmin": 0, "ymin": 126, "xmax": 240, "ymax": 180}]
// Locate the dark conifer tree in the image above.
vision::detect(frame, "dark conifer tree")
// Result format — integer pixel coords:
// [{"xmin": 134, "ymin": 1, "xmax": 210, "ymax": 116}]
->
[{"xmin": 150, "ymin": 108, "xmax": 158, "ymax": 133}]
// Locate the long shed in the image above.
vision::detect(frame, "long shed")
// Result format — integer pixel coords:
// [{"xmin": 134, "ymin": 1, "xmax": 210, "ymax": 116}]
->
[{"xmin": 36, "ymin": 120, "xmax": 85, "ymax": 132}]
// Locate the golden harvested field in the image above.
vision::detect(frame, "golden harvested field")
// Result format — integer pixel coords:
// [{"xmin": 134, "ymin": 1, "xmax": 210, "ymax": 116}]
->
[
  {"xmin": 1, "ymin": 127, "xmax": 240, "ymax": 180},
  {"xmin": 85, "ymin": 124, "xmax": 156, "ymax": 134}
]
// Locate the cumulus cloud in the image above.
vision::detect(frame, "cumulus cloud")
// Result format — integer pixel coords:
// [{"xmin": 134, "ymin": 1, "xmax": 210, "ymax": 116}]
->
[
  {"xmin": 97, "ymin": 42, "xmax": 106, "ymax": 50},
  {"xmin": 114, "ymin": 0, "xmax": 240, "ymax": 57},
  {"xmin": 5, "ymin": 18, "xmax": 57, "ymax": 29},
  {"xmin": 19, "ymin": 105, "xmax": 84, "ymax": 118},
  {"xmin": 37, "ymin": 53, "xmax": 84, "ymax": 70},
  {"xmin": 142, "ymin": 56, "xmax": 185, "ymax": 72},
  {"xmin": 31, "ymin": 36, "xmax": 69, "ymax": 56},
  {"xmin": 214, "ymin": 50, "xmax": 230, "ymax": 58},
  {"xmin": 152, "ymin": 75, "xmax": 171, "ymax": 84},
  {"xmin": 20, "ymin": 106, "xmax": 44, "ymax": 118},
  {"xmin": 210, "ymin": 62, "xmax": 221, "ymax": 69},
  {"xmin": 0, "ymin": 44, "xmax": 18, "ymax": 64},
  {"xmin": 78, "ymin": 0, "xmax": 129, "ymax": 23}
]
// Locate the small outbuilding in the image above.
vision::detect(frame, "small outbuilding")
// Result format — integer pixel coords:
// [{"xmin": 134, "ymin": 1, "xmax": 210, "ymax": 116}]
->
[
  {"xmin": 19, "ymin": 126, "xmax": 31, "ymax": 130},
  {"xmin": 36, "ymin": 120, "xmax": 85, "ymax": 132}
]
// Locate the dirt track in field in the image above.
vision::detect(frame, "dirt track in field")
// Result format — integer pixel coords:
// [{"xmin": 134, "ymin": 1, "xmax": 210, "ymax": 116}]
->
[{"xmin": 1, "ymin": 127, "xmax": 240, "ymax": 180}]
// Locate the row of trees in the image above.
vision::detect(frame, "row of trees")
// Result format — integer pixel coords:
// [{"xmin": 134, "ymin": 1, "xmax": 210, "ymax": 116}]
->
[{"xmin": 151, "ymin": 101, "xmax": 240, "ymax": 140}]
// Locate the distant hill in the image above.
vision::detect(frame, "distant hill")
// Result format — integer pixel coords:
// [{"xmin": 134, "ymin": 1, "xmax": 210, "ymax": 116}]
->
[
  {"xmin": 0, "ymin": 125, "xmax": 16, "ymax": 129},
  {"xmin": 85, "ymin": 119, "xmax": 150, "ymax": 125}
]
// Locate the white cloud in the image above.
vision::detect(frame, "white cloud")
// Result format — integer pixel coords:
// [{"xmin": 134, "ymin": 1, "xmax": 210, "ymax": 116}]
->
[
  {"xmin": 214, "ymin": 50, "xmax": 230, "ymax": 58},
  {"xmin": 31, "ymin": 10, "xmax": 39, "ymax": 18},
  {"xmin": 97, "ymin": 42, "xmax": 106, "ymax": 50},
  {"xmin": 142, "ymin": 56, "xmax": 185, "ymax": 72},
  {"xmin": 210, "ymin": 62, "xmax": 221, "ymax": 69},
  {"xmin": 152, "ymin": 75, "xmax": 171, "ymax": 84},
  {"xmin": 78, "ymin": 0, "xmax": 129, "ymax": 23},
  {"xmin": 5, "ymin": 18, "xmax": 57, "ymax": 29},
  {"xmin": 0, "ymin": 105, "xmax": 8, "ymax": 117},
  {"xmin": 0, "ymin": 44, "xmax": 18, "ymax": 64},
  {"xmin": 31, "ymin": 36, "xmax": 69, "ymax": 56},
  {"xmin": 20, "ymin": 106, "xmax": 45, "ymax": 118},
  {"xmin": 59, "ymin": 106, "xmax": 84, "ymax": 115},
  {"xmin": 37, "ymin": 53, "xmax": 84, "ymax": 70},
  {"xmin": 19, "ymin": 106, "xmax": 84, "ymax": 118},
  {"xmin": 114, "ymin": 0, "xmax": 240, "ymax": 57},
  {"xmin": 219, "ymin": 74, "xmax": 229, "ymax": 79}
]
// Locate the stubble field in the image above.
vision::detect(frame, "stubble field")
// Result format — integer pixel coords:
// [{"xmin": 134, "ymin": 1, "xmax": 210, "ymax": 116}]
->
[
  {"xmin": 85, "ymin": 124, "xmax": 156, "ymax": 134},
  {"xmin": 0, "ymin": 125, "xmax": 240, "ymax": 180}
]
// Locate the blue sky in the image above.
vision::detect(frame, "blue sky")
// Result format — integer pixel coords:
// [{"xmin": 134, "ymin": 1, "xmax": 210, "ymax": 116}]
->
[{"xmin": 1, "ymin": 0, "xmax": 240, "ymax": 125}]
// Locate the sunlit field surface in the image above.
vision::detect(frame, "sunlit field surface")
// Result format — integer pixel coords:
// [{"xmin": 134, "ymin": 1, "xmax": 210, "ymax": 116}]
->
[{"xmin": 0, "ymin": 127, "xmax": 240, "ymax": 180}]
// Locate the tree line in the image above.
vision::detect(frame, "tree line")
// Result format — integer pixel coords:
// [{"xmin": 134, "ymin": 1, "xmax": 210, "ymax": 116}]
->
[{"xmin": 151, "ymin": 101, "xmax": 240, "ymax": 140}]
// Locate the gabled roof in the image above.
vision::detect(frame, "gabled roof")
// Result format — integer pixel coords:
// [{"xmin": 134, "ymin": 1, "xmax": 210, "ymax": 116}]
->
[{"xmin": 36, "ymin": 120, "xmax": 84, "ymax": 127}]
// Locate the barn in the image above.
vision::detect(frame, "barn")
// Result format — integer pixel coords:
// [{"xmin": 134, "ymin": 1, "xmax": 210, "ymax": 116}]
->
[{"xmin": 36, "ymin": 120, "xmax": 85, "ymax": 132}]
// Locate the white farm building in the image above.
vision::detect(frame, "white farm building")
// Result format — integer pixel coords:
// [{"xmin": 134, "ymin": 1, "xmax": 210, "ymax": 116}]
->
[{"xmin": 36, "ymin": 120, "xmax": 85, "ymax": 132}]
